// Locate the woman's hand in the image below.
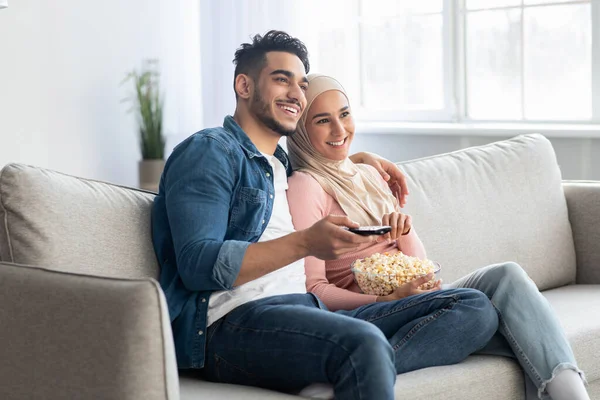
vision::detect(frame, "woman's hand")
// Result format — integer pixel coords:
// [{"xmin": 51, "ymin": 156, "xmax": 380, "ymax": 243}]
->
[
  {"xmin": 381, "ymin": 212, "xmax": 412, "ymax": 241},
  {"xmin": 376, "ymin": 274, "xmax": 442, "ymax": 302},
  {"xmin": 349, "ymin": 152, "xmax": 409, "ymax": 207}
]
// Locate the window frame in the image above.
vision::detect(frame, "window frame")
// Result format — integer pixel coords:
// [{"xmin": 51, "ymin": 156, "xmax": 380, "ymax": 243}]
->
[
  {"xmin": 354, "ymin": 0, "xmax": 457, "ymax": 122},
  {"xmin": 354, "ymin": 0, "xmax": 599, "ymax": 125}
]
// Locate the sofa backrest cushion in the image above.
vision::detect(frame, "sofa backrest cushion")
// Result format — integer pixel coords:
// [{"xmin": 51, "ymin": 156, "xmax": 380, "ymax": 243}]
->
[
  {"xmin": 398, "ymin": 134, "xmax": 576, "ymax": 291},
  {"xmin": 0, "ymin": 133, "xmax": 577, "ymax": 289},
  {"xmin": 0, "ymin": 164, "xmax": 159, "ymax": 279}
]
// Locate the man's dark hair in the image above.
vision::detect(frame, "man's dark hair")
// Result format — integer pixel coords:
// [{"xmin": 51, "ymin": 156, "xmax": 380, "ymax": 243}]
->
[{"xmin": 232, "ymin": 30, "xmax": 310, "ymax": 97}]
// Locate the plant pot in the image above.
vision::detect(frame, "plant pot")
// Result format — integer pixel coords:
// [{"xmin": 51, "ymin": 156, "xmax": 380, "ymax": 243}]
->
[{"xmin": 139, "ymin": 159, "xmax": 165, "ymax": 192}]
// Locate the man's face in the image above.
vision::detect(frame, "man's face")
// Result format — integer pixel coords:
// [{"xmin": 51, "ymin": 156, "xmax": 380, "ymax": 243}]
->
[{"xmin": 249, "ymin": 52, "xmax": 308, "ymax": 137}]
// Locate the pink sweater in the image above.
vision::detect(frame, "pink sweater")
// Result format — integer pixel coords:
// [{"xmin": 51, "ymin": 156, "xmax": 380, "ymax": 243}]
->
[{"xmin": 287, "ymin": 170, "xmax": 427, "ymax": 311}]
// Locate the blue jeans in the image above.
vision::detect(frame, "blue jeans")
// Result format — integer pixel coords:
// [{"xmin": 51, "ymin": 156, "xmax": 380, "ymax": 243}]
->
[
  {"xmin": 200, "ymin": 289, "xmax": 497, "ymax": 399},
  {"xmin": 336, "ymin": 288, "xmax": 498, "ymax": 374},
  {"xmin": 446, "ymin": 262, "xmax": 584, "ymax": 400}
]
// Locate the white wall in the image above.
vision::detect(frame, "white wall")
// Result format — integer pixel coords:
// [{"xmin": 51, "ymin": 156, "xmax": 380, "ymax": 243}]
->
[{"xmin": 0, "ymin": 0, "xmax": 202, "ymax": 186}]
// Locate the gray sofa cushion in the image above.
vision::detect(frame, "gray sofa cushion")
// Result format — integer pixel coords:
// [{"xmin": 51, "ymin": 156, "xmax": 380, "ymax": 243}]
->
[
  {"xmin": 179, "ymin": 377, "xmax": 303, "ymax": 400},
  {"xmin": 0, "ymin": 164, "xmax": 159, "ymax": 279},
  {"xmin": 0, "ymin": 261, "xmax": 179, "ymax": 400},
  {"xmin": 393, "ymin": 355, "xmax": 524, "ymax": 400},
  {"xmin": 398, "ymin": 134, "xmax": 576, "ymax": 291},
  {"xmin": 542, "ymin": 284, "xmax": 600, "ymax": 384},
  {"xmin": 0, "ymin": 134, "xmax": 576, "ymax": 290},
  {"xmin": 179, "ymin": 355, "xmax": 525, "ymax": 400},
  {"xmin": 563, "ymin": 181, "xmax": 600, "ymax": 284}
]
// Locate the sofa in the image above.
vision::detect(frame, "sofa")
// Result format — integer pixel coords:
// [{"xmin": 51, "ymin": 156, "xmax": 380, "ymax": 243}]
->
[{"xmin": 0, "ymin": 133, "xmax": 598, "ymax": 400}]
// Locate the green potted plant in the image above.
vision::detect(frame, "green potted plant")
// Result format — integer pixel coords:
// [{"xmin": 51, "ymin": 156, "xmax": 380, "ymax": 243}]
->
[{"xmin": 122, "ymin": 59, "xmax": 166, "ymax": 192}]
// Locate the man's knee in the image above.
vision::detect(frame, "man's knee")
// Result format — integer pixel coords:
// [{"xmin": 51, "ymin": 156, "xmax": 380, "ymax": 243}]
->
[
  {"xmin": 336, "ymin": 319, "xmax": 393, "ymax": 360},
  {"xmin": 447, "ymin": 287, "xmax": 490, "ymax": 304},
  {"xmin": 452, "ymin": 288, "xmax": 498, "ymax": 342}
]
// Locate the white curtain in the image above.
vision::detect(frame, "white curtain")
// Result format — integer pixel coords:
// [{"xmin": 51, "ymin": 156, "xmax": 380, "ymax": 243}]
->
[{"xmin": 158, "ymin": 0, "xmax": 204, "ymax": 152}]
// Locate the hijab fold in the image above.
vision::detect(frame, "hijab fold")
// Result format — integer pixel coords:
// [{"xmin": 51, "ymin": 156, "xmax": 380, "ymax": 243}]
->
[{"xmin": 287, "ymin": 74, "xmax": 400, "ymax": 226}]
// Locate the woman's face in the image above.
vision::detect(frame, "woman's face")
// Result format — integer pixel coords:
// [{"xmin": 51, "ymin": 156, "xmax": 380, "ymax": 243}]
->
[{"xmin": 304, "ymin": 90, "xmax": 355, "ymax": 161}]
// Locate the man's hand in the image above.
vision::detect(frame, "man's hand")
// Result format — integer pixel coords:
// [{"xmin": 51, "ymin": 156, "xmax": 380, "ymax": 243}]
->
[
  {"xmin": 237, "ymin": 215, "xmax": 376, "ymax": 286},
  {"xmin": 350, "ymin": 152, "xmax": 409, "ymax": 208},
  {"xmin": 376, "ymin": 273, "xmax": 442, "ymax": 302},
  {"xmin": 299, "ymin": 215, "xmax": 377, "ymax": 260},
  {"xmin": 381, "ymin": 212, "xmax": 412, "ymax": 241}
]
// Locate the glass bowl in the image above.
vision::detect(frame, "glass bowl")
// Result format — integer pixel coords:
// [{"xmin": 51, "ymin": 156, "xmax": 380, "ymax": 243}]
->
[{"xmin": 351, "ymin": 260, "xmax": 441, "ymax": 296}]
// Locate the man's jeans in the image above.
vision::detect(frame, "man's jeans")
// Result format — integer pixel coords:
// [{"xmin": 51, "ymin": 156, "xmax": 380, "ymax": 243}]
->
[{"xmin": 200, "ymin": 289, "xmax": 497, "ymax": 400}]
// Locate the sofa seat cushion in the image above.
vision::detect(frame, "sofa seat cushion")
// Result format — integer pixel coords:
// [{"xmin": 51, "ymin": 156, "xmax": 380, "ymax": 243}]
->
[
  {"xmin": 542, "ymin": 284, "xmax": 600, "ymax": 383},
  {"xmin": 398, "ymin": 134, "xmax": 576, "ymax": 291},
  {"xmin": 394, "ymin": 355, "xmax": 524, "ymax": 400},
  {"xmin": 0, "ymin": 163, "xmax": 159, "ymax": 279},
  {"xmin": 179, "ymin": 355, "xmax": 525, "ymax": 400},
  {"xmin": 179, "ymin": 376, "xmax": 303, "ymax": 400}
]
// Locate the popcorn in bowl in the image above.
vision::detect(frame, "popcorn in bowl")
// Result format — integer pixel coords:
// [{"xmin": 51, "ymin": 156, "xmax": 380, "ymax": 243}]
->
[{"xmin": 351, "ymin": 252, "xmax": 441, "ymax": 296}]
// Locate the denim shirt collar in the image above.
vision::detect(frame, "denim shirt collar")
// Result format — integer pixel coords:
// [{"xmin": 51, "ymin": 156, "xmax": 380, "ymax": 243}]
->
[{"xmin": 223, "ymin": 116, "xmax": 291, "ymax": 175}]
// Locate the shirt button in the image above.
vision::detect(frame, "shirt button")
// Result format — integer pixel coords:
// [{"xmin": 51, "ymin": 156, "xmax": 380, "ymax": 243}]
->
[
  {"xmin": 201, "ymin": 298, "xmax": 206, "ymax": 303},
  {"xmin": 198, "ymin": 330, "xmax": 204, "ymax": 336},
  {"xmin": 266, "ymin": 172, "xmax": 271, "ymax": 177},
  {"xmin": 262, "ymin": 219, "xmax": 266, "ymax": 224},
  {"xmin": 269, "ymin": 194, "xmax": 273, "ymax": 199}
]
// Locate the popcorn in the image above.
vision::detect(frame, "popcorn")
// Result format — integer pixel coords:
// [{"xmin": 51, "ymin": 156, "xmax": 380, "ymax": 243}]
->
[{"xmin": 351, "ymin": 252, "xmax": 440, "ymax": 296}]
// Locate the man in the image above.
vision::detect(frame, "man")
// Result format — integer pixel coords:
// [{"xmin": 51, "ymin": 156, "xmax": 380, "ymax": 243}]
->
[{"xmin": 152, "ymin": 31, "xmax": 497, "ymax": 399}]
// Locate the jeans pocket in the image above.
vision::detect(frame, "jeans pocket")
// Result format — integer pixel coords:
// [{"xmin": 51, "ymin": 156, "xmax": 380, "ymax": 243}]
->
[
  {"xmin": 206, "ymin": 318, "xmax": 224, "ymax": 348},
  {"xmin": 307, "ymin": 293, "xmax": 329, "ymax": 311},
  {"xmin": 214, "ymin": 354, "xmax": 258, "ymax": 386}
]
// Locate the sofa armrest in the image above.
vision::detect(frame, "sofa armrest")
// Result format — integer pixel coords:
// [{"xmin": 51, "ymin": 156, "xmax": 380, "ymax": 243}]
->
[
  {"xmin": 563, "ymin": 181, "xmax": 600, "ymax": 284},
  {"xmin": 0, "ymin": 262, "xmax": 179, "ymax": 400}
]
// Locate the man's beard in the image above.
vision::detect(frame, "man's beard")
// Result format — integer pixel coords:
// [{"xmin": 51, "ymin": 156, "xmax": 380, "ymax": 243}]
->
[{"xmin": 251, "ymin": 87, "xmax": 297, "ymax": 137}]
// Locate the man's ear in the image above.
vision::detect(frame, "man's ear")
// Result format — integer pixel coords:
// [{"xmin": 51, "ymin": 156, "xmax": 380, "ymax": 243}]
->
[{"xmin": 234, "ymin": 74, "xmax": 253, "ymax": 100}]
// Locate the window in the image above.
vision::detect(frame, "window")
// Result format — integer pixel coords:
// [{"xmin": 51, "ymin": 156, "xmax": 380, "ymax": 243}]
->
[{"xmin": 301, "ymin": 0, "xmax": 594, "ymax": 124}]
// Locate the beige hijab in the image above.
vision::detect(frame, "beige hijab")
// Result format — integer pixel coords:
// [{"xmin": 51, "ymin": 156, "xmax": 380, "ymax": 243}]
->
[{"xmin": 287, "ymin": 74, "xmax": 400, "ymax": 226}]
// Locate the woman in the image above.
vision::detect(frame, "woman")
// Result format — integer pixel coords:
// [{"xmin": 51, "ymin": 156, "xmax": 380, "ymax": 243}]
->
[{"xmin": 286, "ymin": 74, "xmax": 589, "ymax": 400}]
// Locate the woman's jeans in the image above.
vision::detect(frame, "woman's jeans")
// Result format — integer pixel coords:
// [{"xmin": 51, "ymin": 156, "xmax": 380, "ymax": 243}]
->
[
  {"xmin": 446, "ymin": 262, "xmax": 584, "ymax": 400},
  {"xmin": 200, "ymin": 289, "xmax": 498, "ymax": 400}
]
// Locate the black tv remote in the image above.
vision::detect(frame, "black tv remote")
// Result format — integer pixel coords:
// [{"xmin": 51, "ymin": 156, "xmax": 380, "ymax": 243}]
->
[{"xmin": 344, "ymin": 225, "xmax": 392, "ymax": 236}]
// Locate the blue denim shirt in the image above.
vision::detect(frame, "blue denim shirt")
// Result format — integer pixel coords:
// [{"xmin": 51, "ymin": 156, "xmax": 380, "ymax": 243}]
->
[{"xmin": 151, "ymin": 116, "xmax": 292, "ymax": 369}]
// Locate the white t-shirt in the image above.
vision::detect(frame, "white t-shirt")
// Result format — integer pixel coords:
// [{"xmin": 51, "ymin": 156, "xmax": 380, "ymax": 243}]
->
[{"xmin": 206, "ymin": 153, "xmax": 307, "ymax": 326}]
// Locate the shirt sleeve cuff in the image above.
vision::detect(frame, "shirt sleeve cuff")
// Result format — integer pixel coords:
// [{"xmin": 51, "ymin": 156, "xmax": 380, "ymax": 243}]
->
[{"xmin": 213, "ymin": 240, "xmax": 251, "ymax": 288}]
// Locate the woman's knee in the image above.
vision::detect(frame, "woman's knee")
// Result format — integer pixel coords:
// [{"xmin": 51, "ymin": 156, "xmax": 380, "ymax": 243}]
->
[
  {"xmin": 481, "ymin": 262, "xmax": 530, "ymax": 290},
  {"xmin": 497, "ymin": 262, "xmax": 527, "ymax": 280},
  {"xmin": 494, "ymin": 262, "xmax": 538, "ymax": 291}
]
